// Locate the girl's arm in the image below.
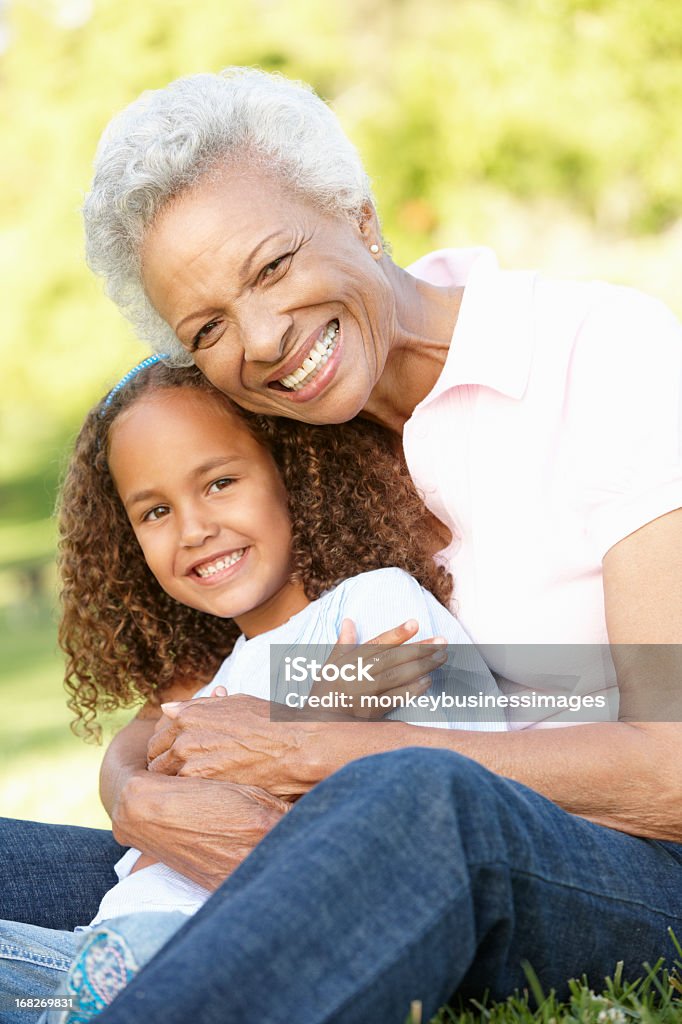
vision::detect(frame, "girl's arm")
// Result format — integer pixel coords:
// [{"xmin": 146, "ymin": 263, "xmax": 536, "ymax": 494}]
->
[
  {"xmin": 146, "ymin": 510, "xmax": 682, "ymax": 841},
  {"xmin": 99, "ymin": 676, "xmax": 200, "ymax": 819},
  {"xmin": 100, "ymin": 707, "xmax": 165, "ymax": 876},
  {"xmin": 100, "ymin": 681, "xmax": 288, "ymax": 889},
  {"xmin": 99, "ymin": 704, "xmax": 160, "ymax": 820}
]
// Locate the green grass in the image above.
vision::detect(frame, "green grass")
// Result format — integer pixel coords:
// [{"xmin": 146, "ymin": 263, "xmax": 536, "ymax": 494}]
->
[
  {"xmin": 0, "ymin": 447, "xmax": 126, "ymax": 824},
  {"xmin": 0, "ymin": 602, "xmax": 131, "ymax": 827},
  {"xmin": 421, "ymin": 948, "xmax": 682, "ymax": 1024}
]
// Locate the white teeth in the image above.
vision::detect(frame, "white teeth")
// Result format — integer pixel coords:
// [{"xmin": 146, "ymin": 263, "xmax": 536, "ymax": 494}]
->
[
  {"xmin": 278, "ymin": 321, "xmax": 339, "ymax": 391},
  {"xmin": 195, "ymin": 548, "xmax": 245, "ymax": 578}
]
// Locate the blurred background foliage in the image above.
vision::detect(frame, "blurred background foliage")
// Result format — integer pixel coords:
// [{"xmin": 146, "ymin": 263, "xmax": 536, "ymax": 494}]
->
[{"xmin": 1, "ymin": 0, "xmax": 681, "ymax": 826}]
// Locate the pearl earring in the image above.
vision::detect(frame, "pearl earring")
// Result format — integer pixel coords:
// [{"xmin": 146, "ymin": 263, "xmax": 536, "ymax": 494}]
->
[{"xmin": 370, "ymin": 244, "xmax": 380, "ymax": 254}]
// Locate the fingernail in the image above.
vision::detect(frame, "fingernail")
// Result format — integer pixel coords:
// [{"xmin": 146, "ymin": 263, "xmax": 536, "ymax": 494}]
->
[
  {"xmin": 403, "ymin": 619, "xmax": 418, "ymax": 631},
  {"xmin": 161, "ymin": 702, "xmax": 181, "ymax": 711}
]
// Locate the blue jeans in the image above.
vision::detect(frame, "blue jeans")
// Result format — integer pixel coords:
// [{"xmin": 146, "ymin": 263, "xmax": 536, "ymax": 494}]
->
[
  {"xmin": 0, "ymin": 913, "xmax": 186, "ymax": 1024},
  {"xmin": 0, "ymin": 819, "xmax": 124, "ymax": 931},
  {"xmin": 2, "ymin": 750, "xmax": 682, "ymax": 1024}
]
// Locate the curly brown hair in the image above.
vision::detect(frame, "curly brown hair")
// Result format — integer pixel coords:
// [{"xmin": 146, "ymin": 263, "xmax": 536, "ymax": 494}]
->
[{"xmin": 58, "ymin": 363, "xmax": 452, "ymax": 740}]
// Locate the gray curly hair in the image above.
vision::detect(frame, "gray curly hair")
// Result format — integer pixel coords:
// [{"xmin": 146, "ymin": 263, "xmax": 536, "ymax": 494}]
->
[{"xmin": 83, "ymin": 67, "xmax": 374, "ymax": 365}]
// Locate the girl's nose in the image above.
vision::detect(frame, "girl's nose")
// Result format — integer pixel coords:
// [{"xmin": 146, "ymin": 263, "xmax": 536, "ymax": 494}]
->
[{"xmin": 179, "ymin": 512, "xmax": 220, "ymax": 548}]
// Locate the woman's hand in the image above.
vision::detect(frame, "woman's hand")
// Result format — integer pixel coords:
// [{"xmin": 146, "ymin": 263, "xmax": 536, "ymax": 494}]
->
[
  {"xmin": 104, "ymin": 682, "xmax": 289, "ymax": 887},
  {"xmin": 147, "ymin": 692, "xmax": 328, "ymax": 797},
  {"xmin": 112, "ymin": 772, "xmax": 289, "ymax": 890},
  {"xmin": 146, "ymin": 619, "xmax": 436, "ymax": 795}
]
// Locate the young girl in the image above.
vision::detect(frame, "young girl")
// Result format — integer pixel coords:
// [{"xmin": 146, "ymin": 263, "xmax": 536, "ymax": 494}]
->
[{"xmin": 2, "ymin": 358, "xmax": 504, "ymax": 1023}]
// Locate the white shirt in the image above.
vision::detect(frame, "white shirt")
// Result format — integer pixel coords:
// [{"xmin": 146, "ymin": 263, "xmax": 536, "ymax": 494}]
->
[{"xmin": 89, "ymin": 568, "xmax": 505, "ymax": 927}]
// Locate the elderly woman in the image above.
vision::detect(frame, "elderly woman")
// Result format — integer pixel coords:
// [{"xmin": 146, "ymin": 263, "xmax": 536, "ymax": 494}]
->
[{"xmin": 2, "ymin": 68, "xmax": 682, "ymax": 1023}]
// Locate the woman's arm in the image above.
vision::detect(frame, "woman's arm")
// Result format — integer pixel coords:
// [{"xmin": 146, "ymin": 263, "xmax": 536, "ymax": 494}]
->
[
  {"xmin": 101, "ymin": 713, "xmax": 289, "ymax": 889},
  {"xmin": 147, "ymin": 694, "xmax": 682, "ymax": 837},
  {"xmin": 147, "ymin": 510, "xmax": 682, "ymax": 840},
  {"xmin": 100, "ymin": 623, "xmax": 436, "ymax": 884}
]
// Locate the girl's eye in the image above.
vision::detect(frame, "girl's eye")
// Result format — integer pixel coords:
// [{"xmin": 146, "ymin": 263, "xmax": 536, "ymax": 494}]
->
[
  {"xmin": 191, "ymin": 320, "xmax": 222, "ymax": 352},
  {"xmin": 208, "ymin": 477, "xmax": 234, "ymax": 494},
  {"xmin": 142, "ymin": 505, "xmax": 170, "ymax": 523}
]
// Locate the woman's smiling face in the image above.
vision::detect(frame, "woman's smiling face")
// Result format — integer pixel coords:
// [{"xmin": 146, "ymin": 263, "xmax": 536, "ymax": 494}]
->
[{"xmin": 140, "ymin": 165, "xmax": 397, "ymax": 424}]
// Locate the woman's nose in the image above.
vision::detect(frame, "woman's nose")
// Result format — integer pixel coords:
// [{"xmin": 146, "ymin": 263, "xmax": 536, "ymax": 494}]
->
[{"xmin": 239, "ymin": 301, "xmax": 292, "ymax": 364}]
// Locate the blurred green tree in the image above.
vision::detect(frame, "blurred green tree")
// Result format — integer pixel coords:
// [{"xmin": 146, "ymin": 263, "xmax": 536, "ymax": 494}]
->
[
  {"xmin": 1, "ymin": 0, "xmax": 682, "ymax": 823},
  {"xmin": 1, "ymin": 0, "xmax": 681, "ymax": 499}
]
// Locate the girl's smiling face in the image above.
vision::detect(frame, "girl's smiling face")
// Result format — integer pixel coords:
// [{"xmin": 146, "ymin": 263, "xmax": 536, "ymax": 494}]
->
[
  {"xmin": 140, "ymin": 165, "xmax": 396, "ymax": 424},
  {"xmin": 107, "ymin": 387, "xmax": 309, "ymax": 637}
]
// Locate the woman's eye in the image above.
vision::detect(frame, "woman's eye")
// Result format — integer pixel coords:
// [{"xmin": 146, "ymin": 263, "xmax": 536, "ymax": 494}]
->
[
  {"xmin": 261, "ymin": 254, "xmax": 291, "ymax": 280},
  {"xmin": 142, "ymin": 505, "xmax": 170, "ymax": 523},
  {"xmin": 208, "ymin": 477, "xmax": 234, "ymax": 493},
  {"xmin": 191, "ymin": 320, "xmax": 221, "ymax": 352}
]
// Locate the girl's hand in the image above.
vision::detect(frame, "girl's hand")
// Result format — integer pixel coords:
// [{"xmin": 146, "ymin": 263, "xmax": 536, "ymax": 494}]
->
[{"xmin": 309, "ymin": 618, "xmax": 448, "ymax": 719}]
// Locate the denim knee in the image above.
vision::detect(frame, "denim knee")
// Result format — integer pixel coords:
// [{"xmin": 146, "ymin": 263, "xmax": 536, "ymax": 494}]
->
[
  {"xmin": 41, "ymin": 912, "xmax": 189, "ymax": 1024},
  {"xmin": 328, "ymin": 746, "xmax": 532, "ymax": 869},
  {"xmin": 333, "ymin": 745, "xmax": 492, "ymax": 794}
]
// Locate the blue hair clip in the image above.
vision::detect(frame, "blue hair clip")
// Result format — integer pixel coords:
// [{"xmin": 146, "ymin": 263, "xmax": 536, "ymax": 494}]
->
[{"xmin": 102, "ymin": 354, "xmax": 168, "ymax": 410}]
